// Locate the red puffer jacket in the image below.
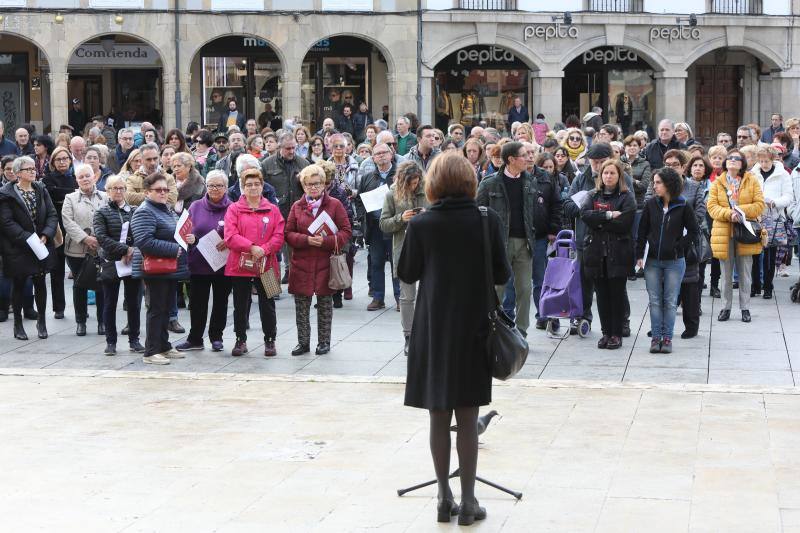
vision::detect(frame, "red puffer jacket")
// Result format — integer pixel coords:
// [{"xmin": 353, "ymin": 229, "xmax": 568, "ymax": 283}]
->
[
  {"xmin": 224, "ymin": 195, "xmax": 285, "ymax": 278},
  {"xmin": 285, "ymin": 193, "xmax": 352, "ymax": 296}
]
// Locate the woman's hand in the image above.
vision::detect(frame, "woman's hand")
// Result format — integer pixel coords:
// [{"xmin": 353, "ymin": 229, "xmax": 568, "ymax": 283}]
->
[
  {"xmin": 39, "ymin": 235, "xmax": 47, "ymax": 245},
  {"xmin": 215, "ymin": 240, "xmax": 227, "ymax": 251},
  {"xmin": 730, "ymin": 210, "xmax": 740, "ymax": 223},
  {"xmin": 84, "ymin": 235, "xmax": 98, "ymax": 250},
  {"xmin": 250, "ymin": 245, "xmax": 265, "ymax": 258},
  {"xmin": 401, "ymin": 209, "xmax": 417, "ymax": 222},
  {"xmin": 308, "ymin": 235, "xmax": 324, "ymax": 247},
  {"xmin": 185, "ymin": 234, "xmax": 196, "ymax": 245},
  {"xmin": 123, "ymin": 247, "xmax": 134, "ymax": 264},
  {"xmin": 610, "ymin": 211, "xmax": 622, "ymax": 219},
  {"xmin": 636, "ymin": 259, "xmax": 644, "ymax": 270}
]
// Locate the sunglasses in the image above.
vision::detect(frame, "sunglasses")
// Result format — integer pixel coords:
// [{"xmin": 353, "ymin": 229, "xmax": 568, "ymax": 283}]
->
[
  {"xmin": 568, "ymin": 136, "xmax": 582, "ymax": 142},
  {"xmin": 149, "ymin": 187, "xmax": 169, "ymax": 193},
  {"xmin": 727, "ymin": 156, "xmax": 744, "ymax": 162}
]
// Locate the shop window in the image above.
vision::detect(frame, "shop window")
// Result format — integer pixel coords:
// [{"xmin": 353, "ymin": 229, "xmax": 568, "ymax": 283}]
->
[
  {"xmin": 202, "ymin": 57, "xmax": 247, "ymax": 128},
  {"xmin": 252, "ymin": 61, "xmax": 282, "ymax": 131},
  {"xmin": 321, "ymin": 57, "xmax": 367, "ymax": 119}
]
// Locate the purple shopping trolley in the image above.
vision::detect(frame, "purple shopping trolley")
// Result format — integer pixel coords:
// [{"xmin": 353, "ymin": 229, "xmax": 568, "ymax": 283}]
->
[{"xmin": 538, "ymin": 230, "xmax": 590, "ymax": 338}]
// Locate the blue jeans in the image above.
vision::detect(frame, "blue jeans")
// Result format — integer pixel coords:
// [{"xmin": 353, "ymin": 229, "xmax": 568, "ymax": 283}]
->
[
  {"xmin": 644, "ymin": 258, "xmax": 686, "ymax": 339},
  {"xmin": 367, "ymin": 232, "xmax": 399, "ymax": 302}
]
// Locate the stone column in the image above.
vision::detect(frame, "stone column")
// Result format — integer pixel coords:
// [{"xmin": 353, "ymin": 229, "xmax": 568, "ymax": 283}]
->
[
  {"xmin": 162, "ymin": 79, "xmax": 176, "ymax": 130},
  {"xmin": 775, "ymin": 71, "xmax": 800, "ymax": 119},
  {"xmin": 282, "ymin": 68, "xmax": 302, "ymax": 125},
  {"xmin": 48, "ymin": 67, "xmax": 69, "ymax": 133},
  {"xmin": 654, "ymin": 71, "xmax": 687, "ymax": 123},
  {"xmin": 530, "ymin": 69, "xmax": 563, "ymax": 124},
  {"xmin": 420, "ymin": 66, "xmax": 434, "ymax": 126}
]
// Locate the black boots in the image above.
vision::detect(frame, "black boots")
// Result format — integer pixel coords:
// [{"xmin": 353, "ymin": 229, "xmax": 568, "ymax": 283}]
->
[
  {"xmin": 37, "ymin": 319, "xmax": 48, "ymax": 339},
  {"xmin": 13, "ymin": 317, "xmax": 27, "ymax": 340}
]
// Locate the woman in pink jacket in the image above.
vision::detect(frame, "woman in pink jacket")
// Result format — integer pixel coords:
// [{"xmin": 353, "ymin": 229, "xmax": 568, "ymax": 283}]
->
[{"xmin": 224, "ymin": 168, "xmax": 285, "ymax": 357}]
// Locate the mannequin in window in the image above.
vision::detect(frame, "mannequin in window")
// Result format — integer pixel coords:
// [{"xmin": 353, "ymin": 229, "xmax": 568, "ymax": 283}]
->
[
  {"xmin": 615, "ymin": 93, "xmax": 633, "ymax": 136},
  {"xmin": 435, "ymin": 76, "xmax": 453, "ymax": 132}
]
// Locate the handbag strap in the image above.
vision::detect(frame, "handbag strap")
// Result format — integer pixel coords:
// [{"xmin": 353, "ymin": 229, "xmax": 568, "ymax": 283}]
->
[{"xmin": 479, "ymin": 206, "xmax": 499, "ymax": 314}]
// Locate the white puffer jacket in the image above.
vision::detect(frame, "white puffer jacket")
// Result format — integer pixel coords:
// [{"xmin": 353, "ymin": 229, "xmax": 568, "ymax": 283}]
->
[{"xmin": 751, "ymin": 163, "xmax": 792, "ymax": 220}]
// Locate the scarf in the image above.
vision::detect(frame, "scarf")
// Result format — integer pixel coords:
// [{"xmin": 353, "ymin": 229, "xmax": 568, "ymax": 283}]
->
[
  {"xmin": 306, "ymin": 195, "xmax": 322, "ymax": 217},
  {"xmin": 564, "ymin": 142, "xmax": 585, "ymax": 161}
]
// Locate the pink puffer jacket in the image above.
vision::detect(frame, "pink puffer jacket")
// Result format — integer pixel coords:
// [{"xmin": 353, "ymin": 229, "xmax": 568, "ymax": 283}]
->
[{"xmin": 224, "ymin": 196, "xmax": 285, "ymax": 277}]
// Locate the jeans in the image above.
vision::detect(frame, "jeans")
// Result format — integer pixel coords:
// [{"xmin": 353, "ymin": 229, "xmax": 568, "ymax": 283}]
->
[
  {"xmin": 632, "ymin": 209, "xmax": 643, "ymax": 243},
  {"xmin": 65, "ymin": 255, "xmax": 105, "ymax": 324},
  {"xmin": 399, "ymin": 280, "xmax": 417, "ymax": 336},
  {"xmin": 232, "ymin": 277, "xmax": 276, "ymax": 342},
  {"xmin": 143, "ymin": 278, "xmax": 174, "ymax": 357},
  {"xmin": 367, "ymin": 232, "xmax": 399, "ymax": 302},
  {"xmin": 102, "ymin": 277, "xmax": 142, "ymax": 345},
  {"xmin": 531, "ymin": 237, "xmax": 549, "ymax": 318},
  {"xmin": 644, "ymin": 258, "xmax": 686, "ymax": 339},
  {"xmin": 494, "ymin": 237, "xmax": 532, "ymax": 334},
  {"xmin": 188, "ymin": 274, "xmax": 232, "ymax": 345}
]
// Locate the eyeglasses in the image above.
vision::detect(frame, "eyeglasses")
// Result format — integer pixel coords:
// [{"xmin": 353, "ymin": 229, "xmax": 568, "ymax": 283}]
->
[
  {"xmin": 386, "ymin": 142, "xmax": 397, "ymax": 146},
  {"xmin": 207, "ymin": 184, "xmax": 226, "ymax": 189},
  {"xmin": 665, "ymin": 161, "xmax": 682, "ymax": 168},
  {"xmin": 149, "ymin": 187, "xmax": 169, "ymax": 193},
  {"xmin": 304, "ymin": 182, "xmax": 324, "ymax": 189},
  {"xmin": 107, "ymin": 186, "xmax": 126, "ymax": 191},
  {"xmin": 54, "ymin": 156, "xmax": 71, "ymax": 163},
  {"xmin": 373, "ymin": 151, "xmax": 391, "ymax": 157},
  {"xmin": 332, "ymin": 144, "xmax": 346, "ymax": 149},
  {"xmin": 18, "ymin": 167, "xmax": 35, "ymax": 173}
]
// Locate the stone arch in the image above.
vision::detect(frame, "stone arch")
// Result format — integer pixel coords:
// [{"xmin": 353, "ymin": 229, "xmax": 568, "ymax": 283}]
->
[
  {"xmin": 683, "ymin": 38, "xmax": 783, "ymax": 71},
  {"xmin": 185, "ymin": 32, "xmax": 288, "ymax": 75},
  {"xmin": 298, "ymin": 31, "xmax": 396, "ymax": 77},
  {"xmin": 0, "ymin": 30, "xmax": 53, "ymax": 68},
  {"xmin": 425, "ymin": 35, "xmax": 544, "ymax": 72},
  {"xmin": 558, "ymin": 36, "xmax": 668, "ymax": 72}
]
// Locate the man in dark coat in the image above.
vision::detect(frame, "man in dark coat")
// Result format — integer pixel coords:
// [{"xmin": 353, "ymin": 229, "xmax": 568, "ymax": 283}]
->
[
  {"xmin": 68, "ymin": 98, "xmax": 86, "ymax": 134},
  {"xmin": 643, "ymin": 119, "xmax": 686, "ymax": 169},
  {"xmin": 109, "ymin": 128, "xmax": 135, "ymax": 174},
  {"xmin": 335, "ymin": 104, "xmax": 356, "ymax": 137},
  {"xmin": 217, "ymin": 99, "xmax": 246, "ymax": 133},
  {"xmin": 352, "ymin": 102, "xmax": 373, "ymax": 143},
  {"xmin": 506, "ymin": 97, "xmax": 529, "ymax": 129}
]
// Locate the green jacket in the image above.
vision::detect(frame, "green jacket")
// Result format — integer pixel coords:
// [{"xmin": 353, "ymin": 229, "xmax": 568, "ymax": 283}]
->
[
  {"xmin": 476, "ymin": 166, "xmax": 537, "ymax": 252},
  {"xmin": 379, "ymin": 181, "xmax": 429, "ymax": 271}
]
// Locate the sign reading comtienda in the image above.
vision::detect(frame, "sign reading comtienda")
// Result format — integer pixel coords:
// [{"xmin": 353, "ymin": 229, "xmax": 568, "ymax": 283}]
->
[
  {"xmin": 523, "ymin": 24, "xmax": 579, "ymax": 41},
  {"xmin": 70, "ymin": 44, "xmax": 161, "ymax": 67}
]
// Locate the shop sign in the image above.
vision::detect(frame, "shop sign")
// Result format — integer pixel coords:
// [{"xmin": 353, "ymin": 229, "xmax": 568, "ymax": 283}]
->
[
  {"xmin": 456, "ymin": 46, "xmax": 516, "ymax": 66},
  {"xmin": 583, "ymin": 47, "xmax": 638, "ymax": 65},
  {"xmin": 243, "ymin": 37, "xmax": 272, "ymax": 48},
  {"xmin": 649, "ymin": 25, "xmax": 701, "ymax": 42},
  {"xmin": 523, "ymin": 24, "xmax": 579, "ymax": 42},
  {"xmin": 70, "ymin": 44, "xmax": 160, "ymax": 67}
]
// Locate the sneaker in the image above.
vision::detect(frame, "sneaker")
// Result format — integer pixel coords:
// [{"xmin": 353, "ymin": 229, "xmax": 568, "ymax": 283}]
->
[
  {"xmin": 606, "ymin": 336, "xmax": 622, "ymax": 350},
  {"xmin": 232, "ymin": 340, "xmax": 248, "ymax": 357},
  {"xmin": 129, "ymin": 341, "xmax": 145, "ymax": 353},
  {"xmin": 167, "ymin": 319, "xmax": 185, "ymax": 334},
  {"xmin": 660, "ymin": 338, "xmax": 673, "ymax": 354},
  {"xmin": 143, "ymin": 354, "xmax": 170, "ymax": 365},
  {"xmin": 650, "ymin": 338, "xmax": 661, "ymax": 353},
  {"xmin": 161, "ymin": 349, "xmax": 185, "ymax": 359},
  {"xmin": 211, "ymin": 340, "xmax": 224, "ymax": 352},
  {"xmin": 264, "ymin": 340, "xmax": 277, "ymax": 357},
  {"xmin": 104, "ymin": 343, "xmax": 116, "ymax": 356},
  {"xmin": 535, "ymin": 319, "xmax": 548, "ymax": 330},
  {"xmin": 175, "ymin": 341, "xmax": 204, "ymax": 352},
  {"xmin": 367, "ymin": 299, "xmax": 385, "ymax": 311}
]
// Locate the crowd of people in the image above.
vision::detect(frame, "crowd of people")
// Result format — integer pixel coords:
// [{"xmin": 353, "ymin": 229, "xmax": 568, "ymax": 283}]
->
[{"xmin": 0, "ymin": 105, "xmax": 797, "ymax": 363}]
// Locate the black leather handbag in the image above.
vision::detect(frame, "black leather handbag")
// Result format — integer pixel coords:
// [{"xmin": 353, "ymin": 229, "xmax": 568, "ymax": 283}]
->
[
  {"xmin": 479, "ymin": 206, "xmax": 529, "ymax": 381},
  {"xmin": 74, "ymin": 254, "xmax": 99, "ymax": 290}
]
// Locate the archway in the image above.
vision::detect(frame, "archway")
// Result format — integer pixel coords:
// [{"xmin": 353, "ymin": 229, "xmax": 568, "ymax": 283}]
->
[
  {"xmin": 0, "ymin": 33, "xmax": 52, "ymax": 134},
  {"xmin": 562, "ymin": 45, "xmax": 656, "ymax": 136},
  {"xmin": 190, "ymin": 35, "xmax": 284, "ymax": 132},
  {"xmin": 431, "ymin": 45, "xmax": 533, "ymax": 136},
  {"xmin": 298, "ymin": 36, "xmax": 387, "ymax": 138},
  {"xmin": 67, "ymin": 34, "xmax": 164, "ymax": 132}
]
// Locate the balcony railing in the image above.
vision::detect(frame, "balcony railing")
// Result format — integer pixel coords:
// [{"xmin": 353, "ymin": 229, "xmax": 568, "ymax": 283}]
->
[
  {"xmin": 459, "ymin": 0, "xmax": 517, "ymax": 9},
  {"xmin": 588, "ymin": 0, "xmax": 644, "ymax": 12},
  {"xmin": 710, "ymin": 0, "xmax": 762, "ymax": 13}
]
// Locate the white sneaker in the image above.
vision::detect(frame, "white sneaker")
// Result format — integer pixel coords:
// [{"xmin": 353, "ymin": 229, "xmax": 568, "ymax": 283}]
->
[
  {"xmin": 143, "ymin": 354, "xmax": 170, "ymax": 365},
  {"xmin": 161, "ymin": 349, "xmax": 185, "ymax": 359}
]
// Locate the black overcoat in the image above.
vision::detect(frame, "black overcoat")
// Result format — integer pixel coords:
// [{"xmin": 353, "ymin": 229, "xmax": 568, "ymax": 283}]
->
[
  {"xmin": 398, "ymin": 196, "xmax": 510, "ymax": 410},
  {"xmin": 0, "ymin": 181, "xmax": 58, "ymax": 277}
]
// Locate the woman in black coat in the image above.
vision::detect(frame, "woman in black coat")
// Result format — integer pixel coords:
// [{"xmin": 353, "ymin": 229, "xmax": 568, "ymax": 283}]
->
[
  {"xmin": 398, "ymin": 152, "xmax": 510, "ymax": 526},
  {"xmin": 580, "ymin": 159, "xmax": 636, "ymax": 350},
  {"xmin": 0, "ymin": 155, "xmax": 58, "ymax": 340}
]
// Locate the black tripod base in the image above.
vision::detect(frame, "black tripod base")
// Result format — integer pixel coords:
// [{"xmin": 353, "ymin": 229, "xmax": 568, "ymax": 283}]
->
[{"xmin": 397, "ymin": 467, "xmax": 522, "ymax": 500}]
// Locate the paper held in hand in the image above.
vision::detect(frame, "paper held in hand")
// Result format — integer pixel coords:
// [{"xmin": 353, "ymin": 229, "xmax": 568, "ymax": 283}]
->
[
  {"xmin": 174, "ymin": 210, "xmax": 193, "ymax": 251},
  {"xmin": 570, "ymin": 190, "xmax": 592, "ymax": 209},
  {"xmin": 359, "ymin": 184, "xmax": 390, "ymax": 213},
  {"xmin": 115, "ymin": 221, "xmax": 132, "ymax": 277},
  {"xmin": 197, "ymin": 230, "xmax": 229, "ymax": 272},
  {"xmin": 26, "ymin": 233, "xmax": 49, "ymax": 260},
  {"xmin": 308, "ymin": 211, "xmax": 338, "ymax": 237},
  {"xmin": 735, "ymin": 206, "xmax": 755, "ymax": 235}
]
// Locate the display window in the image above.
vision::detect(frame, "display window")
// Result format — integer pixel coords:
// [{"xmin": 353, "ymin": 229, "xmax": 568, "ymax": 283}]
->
[{"xmin": 433, "ymin": 46, "xmax": 529, "ymax": 136}]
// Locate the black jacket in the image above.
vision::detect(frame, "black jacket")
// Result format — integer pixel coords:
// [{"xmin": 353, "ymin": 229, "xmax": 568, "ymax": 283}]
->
[
  {"xmin": 531, "ymin": 167, "xmax": 563, "ymax": 238},
  {"xmin": 335, "ymin": 115, "xmax": 355, "ymax": 137},
  {"xmin": 216, "ymin": 110, "xmax": 246, "ymax": 133},
  {"xmin": 260, "ymin": 154, "xmax": 308, "ymax": 219},
  {"xmin": 580, "ymin": 187, "xmax": 637, "ymax": 279},
  {"xmin": 93, "ymin": 200, "xmax": 136, "ymax": 262},
  {"xmin": 564, "ymin": 168, "xmax": 634, "ymax": 251},
  {"xmin": 476, "ymin": 166, "xmax": 538, "ymax": 251},
  {"xmin": 42, "ymin": 168, "xmax": 77, "ymax": 221},
  {"xmin": 352, "ymin": 111, "xmax": 373, "ymax": 142},
  {"xmin": 0, "ymin": 181, "xmax": 59, "ymax": 277},
  {"xmin": 636, "ymin": 195, "xmax": 700, "ymax": 262},
  {"xmin": 643, "ymin": 136, "xmax": 686, "ymax": 170},
  {"xmin": 356, "ymin": 161, "xmax": 396, "ymax": 241}
]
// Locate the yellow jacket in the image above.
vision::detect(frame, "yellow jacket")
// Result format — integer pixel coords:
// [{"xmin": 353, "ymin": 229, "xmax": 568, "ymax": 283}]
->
[{"xmin": 707, "ymin": 171, "xmax": 765, "ymax": 260}]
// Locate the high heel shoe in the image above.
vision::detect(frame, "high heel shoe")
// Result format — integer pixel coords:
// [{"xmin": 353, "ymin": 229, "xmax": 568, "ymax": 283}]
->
[
  {"xmin": 458, "ymin": 500, "xmax": 487, "ymax": 526},
  {"xmin": 436, "ymin": 499, "xmax": 459, "ymax": 523},
  {"xmin": 13, "ymin": 318, "xmax": 28, "ymax": 341},
  {"xmin": 36, "ymin": 319, "xmax": 48, "ymax": 339}
]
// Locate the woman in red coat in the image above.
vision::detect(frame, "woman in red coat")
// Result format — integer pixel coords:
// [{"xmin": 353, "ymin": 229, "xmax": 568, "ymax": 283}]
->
[{"xmin": 285, "ymin": 164, "xmax": 352, "ymax": 355}]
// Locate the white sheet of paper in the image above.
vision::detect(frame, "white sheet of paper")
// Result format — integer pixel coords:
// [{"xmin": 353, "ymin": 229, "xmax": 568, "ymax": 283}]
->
[
  {"xmin": 196, "ymin": 231, "xmax": 229, "ymax": 272},
  {"xmin": 307, "ymin": 211, "xmax": 338, "ymax": 235},
  {"xmin": 735, "ymin": 206, "xmax": 755, "ymax": 235},
  {"xmin": 119, "ymin": 221, "xmax": 129, "ymax": 242},
  {"xmin": 641, "ymin": 241, "xmax": 649, "ymax": 269},
  {"xmin": 359, "ymin": 184, "xmax": 390, "ymax": 213},
  {"xmin": 115, "ymin": 221, "xmax": 133, "ymax": 277},
  {"xmin": 570, "ymin": 189, "xmax": 591, "ymax": 209},
  {"xmin": 174, "ymin": 209, "xmax": 191, "ymax": 251},
  {"xmin": 26, "ymin": 233, "xmax": 49, "ymax": 260}
]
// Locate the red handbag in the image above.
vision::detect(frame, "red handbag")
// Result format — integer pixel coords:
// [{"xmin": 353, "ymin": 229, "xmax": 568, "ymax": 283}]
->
[{"xmin": 143, "ymin": 255, "xmax": 178, "ymax": 275}]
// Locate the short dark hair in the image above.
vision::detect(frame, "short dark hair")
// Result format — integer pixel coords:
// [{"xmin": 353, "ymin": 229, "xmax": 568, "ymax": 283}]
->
[
  {"xmin": 687, "ymin": 155, "xmax": 713, "ymax": 181},
  {"xmin": 653, "ymin": 167, "xmax": 684, "ymax": 198},
  {"xmin": 663, "ymin": 149, "xmax": 688, "ymax": 167},
  {"xmin": 196, "ymin": 130, "xmax": 214, "ymax": 147},
  {"xmin": 143, "ymin": 172, "xmax": 168, "ymax": 190},
  {"xmin": 1, "ymin": 155, "xmax": 15, "ymax": 169},
  {"xmin": 501, "ymin": 141, "xmax": 525, "ymax": 166},
  {"xmin": 600, "ymin": 124, "xmax": 619, "ymax": 140},
  {"xmin": 542, "ymin": 139, "xmax": 558, "ymax": 150},
  {"xmin": 417, "ymin": 124, "xmax": 435, "ymax": 138},
  {"xmin": 34, "ymin": 135, "xmax": 54, "ymax": 154}
]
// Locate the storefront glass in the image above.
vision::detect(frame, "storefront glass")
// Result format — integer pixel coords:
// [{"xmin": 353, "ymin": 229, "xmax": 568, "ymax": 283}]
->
[
  {"xmin": 433, "ymin": 46, "xmax": 529, "ymax": 136},
  {"xmin": 202, "ymin": 56, "xmax": 246, "ymax": 128},
  {"xmin": 563, "ymin": 46, "xmax": 654, "ymax": 136},
  {"xmin": 0, "ymin": 53, "xmax": 29, "ymax": 131}
]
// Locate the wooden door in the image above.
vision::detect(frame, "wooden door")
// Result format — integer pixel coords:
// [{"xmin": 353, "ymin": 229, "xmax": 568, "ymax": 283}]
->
[{"xmin": 695, "ymin": 66, "xmax": 740, "ymax": 146}]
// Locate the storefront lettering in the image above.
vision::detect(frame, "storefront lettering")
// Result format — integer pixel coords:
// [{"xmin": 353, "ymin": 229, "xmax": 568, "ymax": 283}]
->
[
  {"xmin": 75, "ymin": 46, "xmax": 150, "ymax": 59},
  {"xmin": 456, "ymin": 47, "xmax": 516, "ymax": 66},
  {"xmin": 243, "ymin": 37, "xmax": 271, "ymax": 48},
  {"xmin": 649, "ymin": 26, "xmax": 701, "ymax": 43},
  {"xmin": 523, "ymin": 24, "xmax": 579, "ymax": 42},
  {"xmin": 583, "ymin": 47, "xmax": 638, "ymax": 65},
  {"xmin": 69, "ymin": 44, "xmax": 160, "ymax": 67}
]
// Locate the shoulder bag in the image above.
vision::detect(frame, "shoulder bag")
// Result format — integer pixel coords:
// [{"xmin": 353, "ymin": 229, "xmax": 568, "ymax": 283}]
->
[
  {"xmin": 143, "ymin": 255, "xmax": 178, "ymax": 275},
  {"xmin": 74, "ymin": 254, "xmax": 100, "ymax": 290},
  {"xmin": 726, "ymin": 194, "xmax": 762, "ymax": 245},
  {"xmin": 328, "ymin": 237, "xmax": 352, "ymax": 290},
  {"xmin": 479, "ymin": 206, "xmax": 528, "ymax": 381}
]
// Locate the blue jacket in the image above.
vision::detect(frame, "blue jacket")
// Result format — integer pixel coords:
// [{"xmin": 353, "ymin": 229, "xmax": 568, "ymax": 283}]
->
[
  {"xmin": 130, "ymin": 198, "xmax": 189, "ymax": 280},
  {"xmin": 0, "ymin": 138, "xmax": 16, "ymax": 157},
  {"xmin": 507, "ymin": 106, "xmax": 529, "ymax": 126}
]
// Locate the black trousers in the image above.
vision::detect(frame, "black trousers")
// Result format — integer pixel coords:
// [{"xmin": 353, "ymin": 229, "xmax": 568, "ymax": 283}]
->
[
  {"xmin": 50, "ymin": 245, "xmax": 66, "ymax": 313},
  {"xmin": 102, "ymin": 277, "xmax": 142, "ymax": 345},
  {"xmin": 752, "ymin": 247, "xmax": 778, "ymax": 292},
  {"xmin": 232, "ymin": 277, "xmax": 276, "ymax": 342},
  {"xmin": 188, "ymin": 274, "xmax": 232, "ymax": 345},
  {"xmin": 12, "ymin": 275, "xmax": 47, "ymax": 318},
  {"xmin": 66, "ymin": 255, "xmax": 105, "ymax": 324},
  {"xmin": 594, "ymin": 276, "xmax": 627, "ymax": 337},
  {"xmin": 143, "ymin": 278, "xmax": 174, "ymax": 357},
  {"xmin": 577, "ymin": 251, "xmax": 630, "ymax": 324},
  {"xmin": 680, "ymin": 280, "xmax": 701, "ymax": 334},
  {"xmin": 710, "ymin": 258, "xmax": 721, "ymax": 289}
]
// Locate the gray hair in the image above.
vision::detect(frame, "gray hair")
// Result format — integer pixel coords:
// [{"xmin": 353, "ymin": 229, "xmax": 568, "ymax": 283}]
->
[
  {"xmin": 205, "ymin": 170, "xmax": 228, "ymax": 185},
  {"xmin": 89, "ymin": 126, "xmax": 101, "ymax": 137},
  {"xmin": 658, "ymin": 119, "xmax": 675, "ymax": 130},
  {"xmin": 171, "ymin": 151, "xmax": 194, "ymax": 167},
  {"xmin": 374, "ymin": 119, "xmax": 388, "ymax": 131},
  {"xmin": 104, "ymin": 175, "xmax": 126, "ymax": 190},
  {"xmin": 376, "ymin": 131, "xmax": 395, "ymax": 144},
  {"xmin": 228, "ymin": 132, "xmax": 245, "ymax": 143},
  {"xmin": 11, "ymin": 155, "xmax": 34, "ymax": 174},
  {"xmin": 396, "ymin": 116, "xmax": 410, "ymax": 126},
  {"xmin": 140, "ymin": 142, "xmax": 159, "ymax": 154},
  {"xmin": 235, "ymin": 153, "xmax": 261, "ymax": 175},
  {"xmin": 278, "ymin": 132, "xmax": 295, "ymax": 147},
  {"xmin": 73, "ymin": 163, "xmax": 94, "ymax": 179},
  {"xmin": 118, "ymin": 128, "xmax": 133, "ymax": 140},
  {"xmin": 674, "ymin": 122, "xmax": 694, "ymax": 139}
]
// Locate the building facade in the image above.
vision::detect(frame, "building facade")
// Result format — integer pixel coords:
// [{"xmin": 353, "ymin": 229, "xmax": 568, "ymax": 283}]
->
[{"xmin": 0, "ymin": 0, "xmax": 798, "ymax": 142}]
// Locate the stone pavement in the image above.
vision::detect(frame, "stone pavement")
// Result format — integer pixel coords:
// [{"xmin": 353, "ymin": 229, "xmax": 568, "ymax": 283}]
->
[
  {"xmin": 1, "ymin": 370, "xmax": 798, "ymax": 532},
  {"xmin": 1, "ymin": 251, "xmax": 799, "ymax": 387}
]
